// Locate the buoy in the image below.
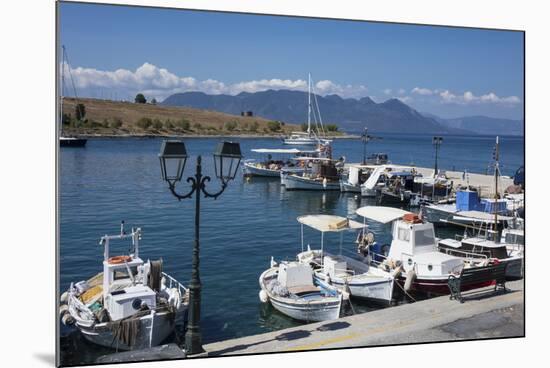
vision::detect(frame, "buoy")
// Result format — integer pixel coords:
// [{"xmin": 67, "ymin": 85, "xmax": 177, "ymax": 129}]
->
[
  {"xmin": 60, "ymin": 291, "xmax": 69, "ymax": 304},
  {"xmin": 404, "ymin": 270, "xmax": 416, "ymax": 291},
  {"xmin": 259, "ymin": 290, "xmax": 268, "ymax": 303},
  {"xmin": 59, "ymin": 304, "xmax": 69, "ymax": 316},
  {"xmin": 391, "ymin": 265, "xmax": 403, "ymax": 278},
  {"xmin": 61, "ymin": 312, "xmax": 75, "ymax": 326}
]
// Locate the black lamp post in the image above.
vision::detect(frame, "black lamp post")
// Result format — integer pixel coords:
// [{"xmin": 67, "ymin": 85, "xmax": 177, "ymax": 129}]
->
[
  {"xmin": 159, "ymin": 140, "xmax": 242, "ymax": 356},
  {"xmin": 432, "ymin": 136, "xmax": 443, "ymax": 177}
]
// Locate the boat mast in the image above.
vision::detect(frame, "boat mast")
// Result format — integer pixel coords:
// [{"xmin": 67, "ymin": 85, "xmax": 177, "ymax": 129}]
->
[
  {"xmin": 307, "ymin": 73, "xmax": 312, "ymax": 136},
  {"xmin": 60, "ymin": 45, "xmax": 65, "ymax": 136},
  {"xmin": 493, "ymin": 136, "xmax": 499, "ymax": 242}
]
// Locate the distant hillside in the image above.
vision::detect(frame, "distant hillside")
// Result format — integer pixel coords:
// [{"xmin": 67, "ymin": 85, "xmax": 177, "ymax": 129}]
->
[
  {"xmin": 425, "ymin": 114, "xmax": 524, "ymax": 136},
  {"xmin": 61, "ymin": 98, "xmax": 300, "ymax": 136},
  {"xmin": 162, "ymin": 90, "xmax": 465, "ymax": 134}
]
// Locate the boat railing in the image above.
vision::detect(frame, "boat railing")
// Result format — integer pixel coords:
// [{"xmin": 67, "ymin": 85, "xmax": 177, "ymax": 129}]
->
[
  {"xmin": 162, "ymin": 272, "xmax": 188, "ymax": 297},
  {"xmin": 439, "ymin": 247, "xmax": 488, "ymax": 260}
]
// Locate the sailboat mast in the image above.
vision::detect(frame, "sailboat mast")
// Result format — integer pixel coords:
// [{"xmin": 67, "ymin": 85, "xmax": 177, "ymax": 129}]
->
[
  {"xmin": 60, "ymin": 45, "xmax": 65, "ymax": 136},
  {"xmin": 307, "ymin": 73, "xmax": 311, "ymax": 135},
  {"xmin": 493, "ymin": 136, "xmax": 499, "ymax": 241}
]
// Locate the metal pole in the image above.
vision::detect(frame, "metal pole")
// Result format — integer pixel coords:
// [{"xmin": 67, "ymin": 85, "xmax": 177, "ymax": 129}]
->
[{"xmin": 185, "ymin": 156, "xmax": 204, "ymax": 355}]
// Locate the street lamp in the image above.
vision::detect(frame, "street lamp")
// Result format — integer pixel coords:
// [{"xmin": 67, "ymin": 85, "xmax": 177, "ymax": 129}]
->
[
  {"xmin": 362, "ymin": 128, "xmax": 370, "ymax": 165},
  {"xmin": 432, "ymin": 136, "xmax": 443, "ymax": 177},
  {"xmin": 159, "ymin": 140, "xmax": 242, "ymax": 356}
]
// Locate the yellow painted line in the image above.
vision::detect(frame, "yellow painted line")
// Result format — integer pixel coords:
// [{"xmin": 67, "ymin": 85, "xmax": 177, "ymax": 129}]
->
[{"xmin": 285, "ymin": 333, "xmax": 360, "ymax": 351}]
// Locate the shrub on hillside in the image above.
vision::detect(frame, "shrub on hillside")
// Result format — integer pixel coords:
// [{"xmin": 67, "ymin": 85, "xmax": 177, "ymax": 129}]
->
[
  {"xmin": 164, "ymin": 119, "xmax": 174, "ymax": 129},
  {"xmin": 267, "ymin": 121, "xmax": 281, "ymax": 132},
  {"xmin": 110, "ymin": 117, "xmax": 123, "ymax": 129},
  {"xmin": 250, "ymin": 121, "xmax": 259, "ymax": 132},
  {"xmin": 153, "ymin": 119, "xmax": 163, "ymax": 130},
  {"xmin": 136, "ymin": 117, "xmax": 153, "ymax": 129},
  {"xmin": 326, "ymin": 124, "xmax": 338, "ymax": 132},
  {"xmin": 224, "ymin": 121, "xmax": 237, "ymax": 131},
  {"xmin": 176, "ymin": 118, "xmax": 190, "ymax": 130}
]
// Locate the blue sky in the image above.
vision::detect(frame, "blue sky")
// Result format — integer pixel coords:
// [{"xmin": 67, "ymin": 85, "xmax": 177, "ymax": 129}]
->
[{"xmin": 59, "ymin": 2, "xmax": 524, "ymax": 120}]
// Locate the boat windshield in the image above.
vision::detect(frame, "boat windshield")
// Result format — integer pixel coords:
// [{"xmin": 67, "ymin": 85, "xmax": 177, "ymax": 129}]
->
[
  {"xmin": 114, "ymin": 266, "xmax": 138, "ymax": 280},
  {"xmin": 414, "ymin": 228, "xmax": 435, "ymax": 247}
]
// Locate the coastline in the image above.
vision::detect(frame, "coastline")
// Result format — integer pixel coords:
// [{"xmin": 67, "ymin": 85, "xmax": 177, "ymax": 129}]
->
[{"xmin": 65, "ymin": 133, "xmax": 361, "ymax": 140}]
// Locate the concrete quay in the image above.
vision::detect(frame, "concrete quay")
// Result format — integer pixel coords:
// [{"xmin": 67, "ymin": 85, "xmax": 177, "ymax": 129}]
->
[{"xmin": 203, "ymin": 280, "xmax": 524, "ymax": 356}]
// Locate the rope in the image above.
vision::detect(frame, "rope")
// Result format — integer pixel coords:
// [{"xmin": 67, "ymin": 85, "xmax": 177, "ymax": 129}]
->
[{"xmin": 393, "ymin": 278, "xmax": 417, "ymax": 303}]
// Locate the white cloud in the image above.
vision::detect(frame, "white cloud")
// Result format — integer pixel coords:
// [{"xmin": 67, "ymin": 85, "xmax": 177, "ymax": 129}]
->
[
  {"xmin": 398, "ymin": 88, "xmax": 406, "ymax": 95},
  {"xmin": 61, "ymin": 62, "xmax": 369, "ymax": 100},
  {"xmin": 412, "ymin": 87, "xmax": 434, "ymax": 95},
  {"xmin": 438, "ymin": 89, "xmax": 521, "ymax": 105},
  {"xmin": 383, "ymin": 88, "xmax": 392, "ymax": 95}
]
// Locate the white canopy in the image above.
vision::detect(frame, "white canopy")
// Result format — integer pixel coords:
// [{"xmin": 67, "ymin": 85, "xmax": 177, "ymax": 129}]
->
[
  {"xmin": 251, "ymin": 148, "xmax": 301, "ymax": 154},
  {"xmin": 355, "ymin": 206, "xmax": 411, "ymax": 224},
  {"xmin": 297, "ymin": 215, "xmax": 364, "ymax": 232}
]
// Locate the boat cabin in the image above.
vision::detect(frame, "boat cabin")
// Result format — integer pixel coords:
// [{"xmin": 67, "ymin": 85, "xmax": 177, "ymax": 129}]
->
[
  {"xmin": 100, "ymin": 226, "xmax": 158, "ymax": 321},
  {"xmin": 356, "ymin": 206, "xmax": 464, "ymax": 277}
]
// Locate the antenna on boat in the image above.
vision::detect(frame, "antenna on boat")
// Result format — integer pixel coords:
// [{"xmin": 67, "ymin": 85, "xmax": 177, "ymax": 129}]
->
[
  {"xmin": 120, "ymin": 220, "xmax": 125, "ymax": 236},
  {"xmin": 307, "ymin": 72, "xmax": 312, "ymax": 136}
]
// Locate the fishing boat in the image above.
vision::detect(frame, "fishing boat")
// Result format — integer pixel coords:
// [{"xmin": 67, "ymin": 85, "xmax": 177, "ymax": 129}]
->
[
  {"xmin": 59, "ymin": 45, "xmax": 87, "ymax": 147},
  {"xmin": 59, "ymin": 223, "xmax": 188, "ymax": 350},
  {"xmin": 339, "ymin": 164, "xmax": 377, "ymax": 193},
  {"xmin": 295, "ymin": 215, "xmax": 396, "ymax": 304},
  {"xmin": 437, "ymin": 137, "xmax": 524, "ymax": 279},
  {"xmin": 360, "ymin": 165, "xmax": 413, "ymax": 197},
  {"xmin": 281, "ymin": 157, "xmax": 343, "ymax": 191},
  {"xmin": 355, "ymin": 206, "xmax": 489, "ymax": 296},
  {"xmin": 242, "ymin": 147, "xmax": 323, "ymax": 177},
  {"xmin": 259, "ymin": 260, "xmax": 343, "ymax": 322},
  {"xmin": 242, "ymin": 148, "xmax": 303, "ymax": 177},
  {"xmin": 282, "ymin": 73, "xmax": 332, "ymax": 146}
]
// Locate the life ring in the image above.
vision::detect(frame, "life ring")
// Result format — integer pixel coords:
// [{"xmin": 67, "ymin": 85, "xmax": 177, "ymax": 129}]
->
[{"xmin": 108, "ymin": 255, "xmax": 132, "ymax": 264}]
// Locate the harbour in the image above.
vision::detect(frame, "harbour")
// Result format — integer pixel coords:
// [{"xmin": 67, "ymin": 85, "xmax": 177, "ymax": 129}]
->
[{"xmin": 59, "ymin": 134, "xmax": 524, "ymax": 365}]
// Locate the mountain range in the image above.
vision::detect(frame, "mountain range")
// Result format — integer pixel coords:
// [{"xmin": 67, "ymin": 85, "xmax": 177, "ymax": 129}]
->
[{"xmin": 162, "ymin": 89, "xmax": 523, "ymax": 136}]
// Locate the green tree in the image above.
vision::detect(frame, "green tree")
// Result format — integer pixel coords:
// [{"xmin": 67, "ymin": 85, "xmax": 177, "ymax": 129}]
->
[
  {"xmin": 62, "ymin": 113, "xmax": 72, "ymax": 126},
  {"xmin": 151, "ymin": 98, "xmax": 157, "ymax": 105},
  {"xmin": 135, "ymin": 93, "xmax": 147, "ymax": 104},
  {"xmin": 224, "ymin": 121, "xmax": 237, "ymax": 131},
  {"xmin": 75, "ymin": 103, "xmax": 86, "ymax": 121},
  {"xmin": 136, "ymin": 117, "xmax": 153, "ymax": 129},
  {"xmin": 193, "ymin": 122, "xmax": 202, "ymax": 130},
  {"xmin": 326, "ymin": 124, "xmax": 339, "ymax": 132},
  {"xmin": 300, "ymin": 123, "xmax": 308, "ymax": 132},
  {"xmin": 267, "ymin": 121, "xmax": 281, "ymax": 132}
]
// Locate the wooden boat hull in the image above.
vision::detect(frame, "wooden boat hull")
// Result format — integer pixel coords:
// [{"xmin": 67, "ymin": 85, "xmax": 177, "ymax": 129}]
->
[
  {"xmin": 259, "ymin": 268, "xmax": 342, "ymax": 322},
  {"xmin": 76, "ymin": 309, "xmax": 184, "ymax": 350},
  {"xmin": 243, "ymin": 162, "xmax": 304, "ymax": 177},
  {"xmin": 340, "ymin": 180, "xmax": 361, "ymax": 193},
  {"xmin": 282, "ymin": 173, "xmax": 340, "ymax": 191},
  {"xmin": 314, "ymin": 273, "xmax": 394, "ymax": 304},
  {"xmin": 395, "ymin": 275, "xmax": 494, "ymax": 296}
]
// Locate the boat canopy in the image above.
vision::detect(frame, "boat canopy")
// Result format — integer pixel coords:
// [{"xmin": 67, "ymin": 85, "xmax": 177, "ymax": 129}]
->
[
  {"xmin": 251, "ymin": 148, "xmax": 301, "ymax": 154},
  {"xmin": 293, "ymin": 157, "xmax": 334, "ymax": 162},
  {"xmin": 356, "ymin": 206, "xmax": 411, "ymax": 224},
  {"xmin": 297, "ymin": 215, "xmax": 364, "ymax": 232}
]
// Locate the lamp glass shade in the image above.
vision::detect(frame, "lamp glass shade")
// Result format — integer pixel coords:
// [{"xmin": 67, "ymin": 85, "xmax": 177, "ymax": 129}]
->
[
  {"xmin": 213, "ymin": 141, "xmax": 242, "ymax": 180},
  {"xmin": 159, "ymin": 140, "xmax": 188, "ymax": 182}
]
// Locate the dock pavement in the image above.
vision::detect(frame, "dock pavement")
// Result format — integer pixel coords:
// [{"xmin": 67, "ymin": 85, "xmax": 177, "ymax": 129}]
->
[{"xmin": 203, "ymin": 279, "xmax": 524, "ymax": 356}]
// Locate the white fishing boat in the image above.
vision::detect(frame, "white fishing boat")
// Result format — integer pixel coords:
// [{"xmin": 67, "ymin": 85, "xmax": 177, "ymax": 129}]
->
[
  {"xmin": 295, "ymin": 215, "xmax": 396, "ymax": 304},
  {"xmin": 282, "ymin": 73, "xmax": 332, "ymax": 146},
  {"xmin": 281, "ymin": 157, "xmax": 343, "ymax": 191},
  {"xmin": 243, "ymin": 148, "xmax": 320, "ymax": 177},
  {"xmin": 259, "ymin": 260, "xmax": 343, "ymax": 322},
  {"xmin": 359, "ymin": 165, "xmax": 414, "ymax": 197},
  {"xmin": 355, "ymin": 206, "xmax": 478, "ymax": 295},
  {"xmin": 59, "ymin": 223, "xmax": 188, "ymax": 350}
]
